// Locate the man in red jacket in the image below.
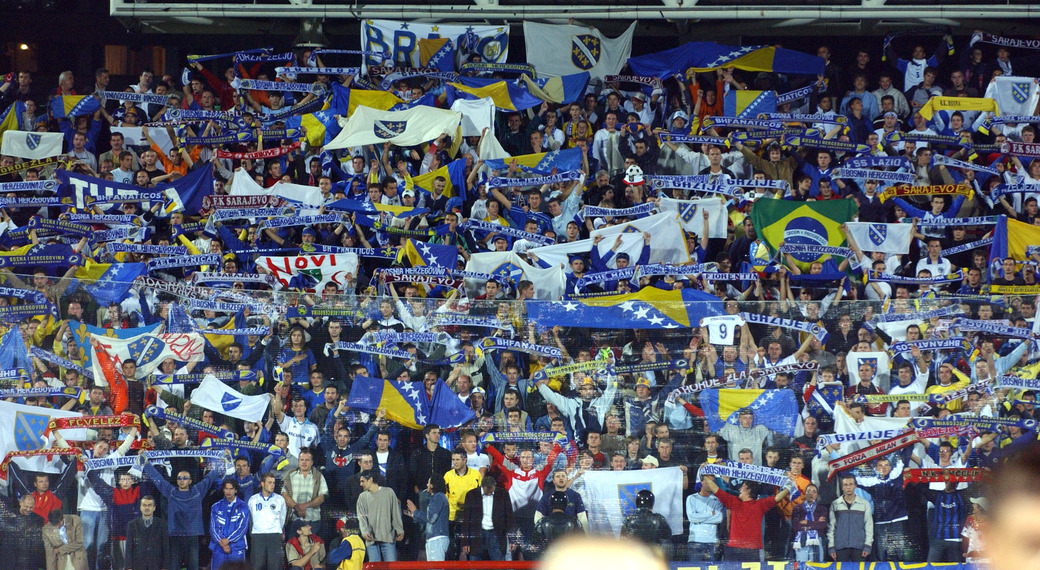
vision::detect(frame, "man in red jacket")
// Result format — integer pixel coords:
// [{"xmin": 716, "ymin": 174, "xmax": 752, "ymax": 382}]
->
[{"xmin": 700, "ymin": 469, "xmax": 793, "ymax": 562}]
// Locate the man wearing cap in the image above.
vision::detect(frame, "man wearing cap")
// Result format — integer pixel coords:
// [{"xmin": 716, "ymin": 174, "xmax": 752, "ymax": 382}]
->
[
  {"xmin": 591, "ymin": 232, "xmax": 650, "ymax": 275},
  {"xmin": 286, "ymin": 519, "xmax": 327, "ymax": 569}
]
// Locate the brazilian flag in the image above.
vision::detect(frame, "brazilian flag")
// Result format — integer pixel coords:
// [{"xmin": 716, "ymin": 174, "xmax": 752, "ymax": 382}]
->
[{"xmin": 750, "ymin": 199, "xmax": 857, "ymax": 271}]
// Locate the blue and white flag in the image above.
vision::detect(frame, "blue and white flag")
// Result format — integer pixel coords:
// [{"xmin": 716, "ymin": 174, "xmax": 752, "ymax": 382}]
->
[
  {"xmin": 845, "ymin": 222, "xmax": 914, "ymax": 254},
  {"xmin": 189, "ymin": 375, "xmax": 271, "ymax": 423},
  {"xmin": 57, "ymin": 163, "xmax": 213, "ymax": 215},
  {"xmin": 522, "ymin": 22, "xmax": 635, "ymax": 82}
]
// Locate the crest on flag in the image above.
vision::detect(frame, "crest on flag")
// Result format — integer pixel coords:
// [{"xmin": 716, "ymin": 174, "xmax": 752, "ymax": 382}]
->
[
  {"xmin": 25, "ymin": 133, "xmax": 41, "ymax": 150},
  {"xmin": 491, "ymin": 262, "xmax": 523, "ymax": 282},
  {"xmin": 127, "ymin": 336, "xmax": 167, "ymax": 368},
  {"xmin": 14, "ymin": 411, "xmax": 49, "ymax": 451},
  {"xmin": 374, "ymin": 120, "xmax": 408, "ymax": 139},
  {"xmin": 857, "ymin": 356, "xmax": 878, "ymax": 375},
  {"xmin": 1013, "ymin": 82, "xmax": 1032, "ymax": 104},
  {"xmin": 618, "ymin": 482, "xmax": 651, "ymax": 517},
  {"xmin": 679, "ymin": 204, "xmax": 698, "ymax": 224},
  {"xmin": 221, "ymin": 391, "xmax": 242, "ymax": 412},
  {"xmin": 869, "ymin": 223, "xmax": 887, "ymax": 246},
  {"xmin": 571, "ymin": 34, "xmax": 602, "ymax": 70}
]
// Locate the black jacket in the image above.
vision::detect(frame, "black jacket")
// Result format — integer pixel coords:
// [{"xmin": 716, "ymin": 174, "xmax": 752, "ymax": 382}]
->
[
  {"xmin": 460, "ymin": 487, "xmax": 514, "ymax": 556},
  {"xmin": 125, "ymin": 516, "xmax": 171, "ymax": 570}
]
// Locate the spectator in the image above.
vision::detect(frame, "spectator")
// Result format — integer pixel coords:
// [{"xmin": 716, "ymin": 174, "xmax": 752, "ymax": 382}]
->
[
  {"xmin": 404, "ymin": 476, "xmax": 450, "ymax": 561},
  {"xmin": 248, "ymin": 472, "xmax": 289, "ymax": 570},
  {"xmin": 123, "ymin": 495, "xmax": 169, "ymax": 570},
  {"xmin": 142, "ymin": 457, "xmax": 225, "ymax": 570},
  {"xmin": 460, "ymin": 475, "xmax": 515, "ymax": 561},
  {"xmin": 828, "ymin": 475, "xmax": 873, "ymax": 561},
  {"xmin": 42, "ymin": 508, "xmax": 88, "ymax": 570},
  {"xmin": 210, "ymin": 478, "xmax": 250, "ymax": 568},
  {"xmin": 356, "ymin": 469, "xmax": 404, "ymax": 562},
  {"xmin": 700, "ymin": 471, "xmax": 793, "ymax": 561},
  {"xmin": 282, "ymin": 448, "xmax": 329, "ymax": 536}
]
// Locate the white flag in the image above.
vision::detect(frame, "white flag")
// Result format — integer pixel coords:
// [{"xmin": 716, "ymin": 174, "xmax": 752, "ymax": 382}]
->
[
  {"xmin": 0, "ymin": 400, "xmax": 86, "ymax": 473},
  {"xmin": 464, "ymin": 251, "xmax": 566, "ymax": 300},
  {"xmin": 522, "ymin": 22, "xmax": 636, "ymax": 82},
  {"xmin": 846, "ymin": 222, "xmax": 913, "ymax": 254},
  {"xmin": 326, "ymin": 105, "xmax": 462, "ymax": 150},
  {"xmin": 191, "ymin": 375, "xmax": 272, "ymax": 423},
  {"xmin": 257, "ymin": 252, "xmax": 359, "ymax": 293},
  {"xmin": 229, "ymin": 170, "xmax": 324, "ymax": 208},
  {"xmin": 527, "ymin": 212, "xmax": 691, "ymax": 272},
  {"xmin": 833, "ymin": 403, "xmax": 910, "ymax": 455},
  {"xmin": 845, "ymin": 350, "xmax": 892, "ymax": 392},
  {"xmin": 1, "ymin": 131, "xmax": 63, "ymax": 160},
  {"xmin": 583, "ymin": 466, "xmax": 683, "ymax": 536},
  {"xmin": 111, "ymin": 126, "xmax": 175, "ymax": 155},
  {"xmin": 450, "ymin": 97, "xmax": 496, "ymax": 138},
  {"xmin": 984, "ymin": 76, "xmax": 1040, "ymax": 116},
  {"xmin": 657, "ymin": 196, "xmax": 728, "ymax": 239},
  {"xmin": 91, "ymin": 332, "xmax": 206, "ymax": 381}
]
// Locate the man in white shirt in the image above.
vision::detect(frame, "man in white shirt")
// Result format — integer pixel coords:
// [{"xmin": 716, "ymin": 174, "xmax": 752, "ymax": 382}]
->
[
  {"xmin": 273, "ymin": 392, "xmax": 320, "ymax": 458},
  {"xmin": 112, "ymin": 151, "xmax": 135, "ymax": 184},
  {"xmin": 591, "ymin": 110, "xmax": 624, "ymax": 174},
  {"xmin": 248, "ymin": 473, "xmax": 288, "ymax": 570}
]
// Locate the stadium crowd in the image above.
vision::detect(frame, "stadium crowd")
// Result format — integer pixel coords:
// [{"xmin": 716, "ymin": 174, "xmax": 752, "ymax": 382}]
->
[{"xmin": 0, "ymin": 24, "xmax": 1036, "ymax": 570}]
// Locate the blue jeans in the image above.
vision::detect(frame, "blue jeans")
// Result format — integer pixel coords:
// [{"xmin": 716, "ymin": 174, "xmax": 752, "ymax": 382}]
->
[
  {"xmin": 426, "ymin": 536, "xmax": 449, "ymax": 561},
  {"xmin": 81, "ymin": 509, "xmax": 109, "ymax": 570},
  {"xmin": 688, "ymin": 542, "xmax": 718, "ymax": 562},
  {"xmin": 368, "ymin": 542, "xmax": 398, "ymax": 562},
  {"xmin": 478, "ymin": 530, "xmax": 504, "ymax": 561}
]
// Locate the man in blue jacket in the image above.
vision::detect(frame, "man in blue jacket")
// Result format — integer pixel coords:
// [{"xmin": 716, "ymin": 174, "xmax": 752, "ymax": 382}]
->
[
  {"xmin": 211, "ymin": 478, "xmax": 251, "ymax": 569},
  {"xmin": 142, "ymin": 455, "xmax": 227, "ymax": 570}
]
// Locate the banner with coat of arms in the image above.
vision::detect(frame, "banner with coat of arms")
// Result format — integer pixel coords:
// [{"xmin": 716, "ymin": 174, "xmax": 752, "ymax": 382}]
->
[
  {"xmin": 583, "ymin": 466, "xmax": 683, "ymax": 536},
  {"xmin": 1, "ymin": 130, "xmax": 63, "ymax": 160},
  {"xmin": 985, "ymin": 75, "xmax": 1040, "ymax": 116},
  {"xmin": 845, "ymin": 222, "xmax": 913, "ymax": 254},
  {"xmin": 0, "ymin": 400, "xmax": 87, "ymax": 474},
  {"xmin": 523, "ymin": 22, "xmax": 636, "ymax": 81},
  {"xmin": 361, "ymin": 20, "xmax": 508, "ymax": 70}
]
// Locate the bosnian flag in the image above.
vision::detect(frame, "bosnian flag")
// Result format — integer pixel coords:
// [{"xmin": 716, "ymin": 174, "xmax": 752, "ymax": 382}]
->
[{"xmin": 190, "ymin": 375, "xmax": 271, "ymax": 423}]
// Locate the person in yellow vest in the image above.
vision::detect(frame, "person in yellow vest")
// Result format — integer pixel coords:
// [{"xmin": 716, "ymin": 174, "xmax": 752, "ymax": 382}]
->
[
  {"xmin": 443, "ymin": 447, "xmax": 482, "ymax": 558},
  {"xmin": 328, "ymin": 516, "xmax": 366, "ymax": 570}
]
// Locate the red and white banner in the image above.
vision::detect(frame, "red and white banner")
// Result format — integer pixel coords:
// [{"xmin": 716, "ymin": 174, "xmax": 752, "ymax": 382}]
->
[
  {"xmin": 90, "ymin": 332, "xmax": 206, "ymax": 381},
  {"xmin": 202, "ymin": 193, "xmax": 286, "ymax": 210},
  {"xmin": 215, "ymin": 141, "xmax": 300, "ymax": 160},
  {"xmin": 257, "ymin": 252, "xmax": 359, "ymax": 292}
]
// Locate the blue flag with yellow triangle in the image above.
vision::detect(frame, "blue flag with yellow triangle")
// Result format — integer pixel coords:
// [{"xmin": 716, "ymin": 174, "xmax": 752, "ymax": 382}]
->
[
  {"xmin": 526, "ymin": 287, "xmax": 723, "ymax": 329},
  {"xmin": 724, "ymin": 90, "xmax": 777, "ymax": 118},
  {"xmin": 483, "ymin": 147, "xmax": 583, "ymax": 176},
  {"xmin": 0, "ymin": 102, "xmax": 25, "ymax": 141},
  {"xmin": 627, "ymin": 41, "xmax": 825, "ymax": 79},
  {"xmin": 346, "ymin": 376, "xmax": 474, "ymax": 429},
  {"xmin": 78, "ymin": 261, "xmax": 148, "ymax": 306},
  {"xmin": 400, "ymin": 238, "xmax": 457, "ymax": 268},
  {"xmin": 700, "ymin": 388, "xmax": 799, "ymax": 436},
  {"xmin": 49, "ymin": 96, "xmax": 101, "ymax": 119},
  {"xmin": 284, "ymin": 108, "xmax": 341, "ymax": 147},
  {"xmin": 409, "ymin": 158, "xmax": 469, "ymax": 200}
]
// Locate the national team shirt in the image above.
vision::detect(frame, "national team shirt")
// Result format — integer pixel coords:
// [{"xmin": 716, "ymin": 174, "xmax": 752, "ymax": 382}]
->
[
  {"xmin": 247, "ymin": 492, "xmax": 288, "ymax": 534},
  {"xmin": 278, "ymin": 415, "xmax": 319, "ymax": 457},
  {"xmin": 701, "ymin": 315, "xmax": 746, "ymax": 345}
]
